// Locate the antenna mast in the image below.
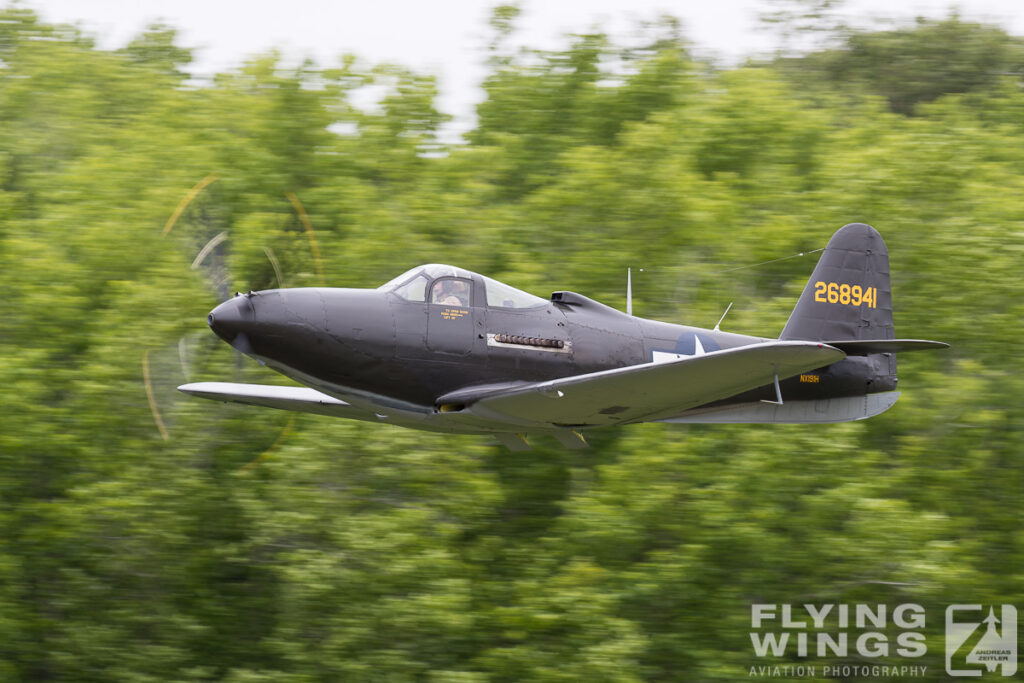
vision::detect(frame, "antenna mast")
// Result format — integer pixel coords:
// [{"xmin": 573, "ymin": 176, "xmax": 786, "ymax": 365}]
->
[
  {"xmin": 626, "ymin": 267, "xmax": 643, "ymax": 316},
  {"xmin": 627, "ymin": 268, "xmax": 632, "ymax": 316}
]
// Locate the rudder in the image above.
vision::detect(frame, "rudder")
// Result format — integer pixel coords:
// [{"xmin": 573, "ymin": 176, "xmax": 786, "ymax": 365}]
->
[{"xmin": 780, "ymin": 223, "xmax": 894, "ymax": 341}]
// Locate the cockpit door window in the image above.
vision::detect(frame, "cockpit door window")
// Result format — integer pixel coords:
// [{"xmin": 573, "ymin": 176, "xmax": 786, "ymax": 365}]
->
[{"xmin": 429, "ymin": 277, "xmax": 473, "ymax": 307}]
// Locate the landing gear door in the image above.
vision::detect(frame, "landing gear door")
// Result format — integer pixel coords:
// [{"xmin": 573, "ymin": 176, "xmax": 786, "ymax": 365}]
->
[{"xmin": 427, "ymin": 276, "xmax": 479, "ymax": 356}]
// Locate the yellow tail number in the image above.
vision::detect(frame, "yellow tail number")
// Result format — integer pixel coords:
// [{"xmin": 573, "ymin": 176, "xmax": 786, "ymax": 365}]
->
[{"xmin": 813, "ymin": 281, "xmax": 876, "ymax": 308}]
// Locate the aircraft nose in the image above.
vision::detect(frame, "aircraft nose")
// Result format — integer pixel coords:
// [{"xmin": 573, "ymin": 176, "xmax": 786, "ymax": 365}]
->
[{"xmin": 207, "ymin": 295, "xmax": 254, "ymax": 342}]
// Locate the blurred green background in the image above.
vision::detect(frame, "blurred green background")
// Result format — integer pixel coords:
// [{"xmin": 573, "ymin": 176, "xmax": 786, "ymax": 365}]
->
[{"xmin": 0, "ymin": 3, "xmax": 1021, "ymax": 681}]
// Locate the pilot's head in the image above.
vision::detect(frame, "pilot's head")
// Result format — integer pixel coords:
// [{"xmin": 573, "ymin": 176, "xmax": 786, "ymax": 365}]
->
[{"xmin": 446, "ymin": 279, "xmax": 469, "ymax": 303}]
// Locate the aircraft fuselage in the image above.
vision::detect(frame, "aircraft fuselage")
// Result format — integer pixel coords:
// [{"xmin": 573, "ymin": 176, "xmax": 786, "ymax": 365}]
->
[{"xmin": 207, "ymin": 282, "xmax": 894, "ymax": 417}]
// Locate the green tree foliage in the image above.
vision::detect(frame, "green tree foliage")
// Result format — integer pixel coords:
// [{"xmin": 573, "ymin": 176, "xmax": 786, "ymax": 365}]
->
[
  {"xmin": 472, "ymin": 10, "xmax": 691, "ymax": 198},
  {"xmin": 0, "ymin": 5, "xmax": 1021, "ymax": 682},
  {"xmin": 118, "ymin": 23, "xmax": 193, "ymax": 78},
  {"xmin": 774, "ymin": 13, "xmax": 1024, "ymax": 114}
]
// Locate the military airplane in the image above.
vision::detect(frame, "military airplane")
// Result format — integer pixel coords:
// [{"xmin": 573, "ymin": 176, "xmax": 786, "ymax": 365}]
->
[{"xmin": 180, "ymin": 223, "xmax": 947, "ymax": 449}]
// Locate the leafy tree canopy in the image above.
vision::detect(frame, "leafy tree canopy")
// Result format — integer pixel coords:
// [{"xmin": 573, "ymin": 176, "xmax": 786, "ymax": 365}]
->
[{"xmin": 0, "ymin": 4, "xmax": 1021, "ymax": 681}]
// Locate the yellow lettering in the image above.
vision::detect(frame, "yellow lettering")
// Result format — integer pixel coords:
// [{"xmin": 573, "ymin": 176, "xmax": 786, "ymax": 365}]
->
[
  {"xmin": 812, "ymin": 282, "xmax": 880, "ymax": 308},
  {"xmin": 827, "ymin": 282, "xmax": 839, "ymax": 303},
  {"xmin": 814, "ymin": 281, "xmax": 826, "ymax": 302}
]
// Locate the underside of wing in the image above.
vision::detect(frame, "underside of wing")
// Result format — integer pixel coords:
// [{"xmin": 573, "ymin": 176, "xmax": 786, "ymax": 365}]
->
[
  {"xmin": 456, "ymin": 341, "xmax": 846, "ymax": 428},
  {"xmin": 178, "ymin": 382, "xmax": 379, "ymax": 421}
]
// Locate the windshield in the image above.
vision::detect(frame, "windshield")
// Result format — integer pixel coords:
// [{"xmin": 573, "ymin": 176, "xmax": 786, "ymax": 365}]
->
[{"xmin": 392, "ymin": 273, "xmax": 429, "ymax": 302}]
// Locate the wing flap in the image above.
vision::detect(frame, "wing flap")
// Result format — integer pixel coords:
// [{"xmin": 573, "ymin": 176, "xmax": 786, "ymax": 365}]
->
[
  {"xmin": 178, "ymin": 382, "xmax": 378, "ymax": 420},
  {"xmin": 464, "ymin": 341, "xmax": 846, "ymax": 427}
]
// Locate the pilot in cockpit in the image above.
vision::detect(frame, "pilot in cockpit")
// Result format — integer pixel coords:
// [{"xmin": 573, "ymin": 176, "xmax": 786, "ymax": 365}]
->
[{"xmin": 438, "ymin": 279, "xmax": 470, "ymax": 306}]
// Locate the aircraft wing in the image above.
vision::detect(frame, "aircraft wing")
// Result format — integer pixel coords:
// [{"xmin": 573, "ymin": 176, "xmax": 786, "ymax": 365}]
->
[
  {"xmin": 455, "ymin": 341, "xmax": 846, "ymax": 427},
  {"xmin": 178, "ymin": 382, "xmax": 379, "ymax": 421}
]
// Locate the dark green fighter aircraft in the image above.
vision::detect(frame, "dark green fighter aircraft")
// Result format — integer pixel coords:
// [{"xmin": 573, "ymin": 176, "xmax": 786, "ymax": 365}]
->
[{"xmin": 180, "ymin": 223, "xmax": 947, "ymax": 449}]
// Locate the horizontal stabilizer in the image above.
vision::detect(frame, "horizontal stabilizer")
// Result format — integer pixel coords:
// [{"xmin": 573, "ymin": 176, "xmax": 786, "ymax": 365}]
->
[
  {"xmin": 178, "ymin": 382, "xmax": 377, "ymax": 420},
  {"xmin": 822, "ymin": 339, "xmax": 949, "ymax": 354},
  {"xmin": 662, "ymin": 391, "xmax": 901, "ymax": 424}
]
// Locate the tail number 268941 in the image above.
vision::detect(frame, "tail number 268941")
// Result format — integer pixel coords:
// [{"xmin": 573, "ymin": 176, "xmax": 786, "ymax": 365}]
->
[{"xmin": 814, "ymin": 281, "xmax": 877, "ymax": 308}]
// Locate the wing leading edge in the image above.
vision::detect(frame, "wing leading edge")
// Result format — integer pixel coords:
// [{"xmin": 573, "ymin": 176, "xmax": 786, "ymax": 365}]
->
[
  {"xmin": 178, "ymin": 382, "xmax": 379, "ymax": 421},
  {"xmin": 456, "ymin": 341, "xmax": 846, "ymax": 428}
]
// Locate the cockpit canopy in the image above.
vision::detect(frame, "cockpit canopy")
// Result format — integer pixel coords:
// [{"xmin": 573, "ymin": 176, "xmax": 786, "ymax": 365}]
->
[{"xmin": 378, "ymin": 264, "xmax": 547, "ymax": 310}]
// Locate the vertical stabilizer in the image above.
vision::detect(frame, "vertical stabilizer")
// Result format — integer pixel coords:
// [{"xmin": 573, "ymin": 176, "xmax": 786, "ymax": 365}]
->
[{"xmin": 780, "ymin": 223, "xmax": 894, "ymax": 341}]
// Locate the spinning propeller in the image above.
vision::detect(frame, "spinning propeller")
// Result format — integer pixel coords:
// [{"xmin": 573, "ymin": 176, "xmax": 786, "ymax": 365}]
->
[{"xmin": 144, "ymin": 174, "xmax": 324, "ymax": 456}]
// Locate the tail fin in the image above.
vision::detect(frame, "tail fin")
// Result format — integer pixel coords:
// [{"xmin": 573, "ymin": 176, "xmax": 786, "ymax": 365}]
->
[{"xmin": 780, "ymin": 223, "xmax": 894, "ymax": 341}]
